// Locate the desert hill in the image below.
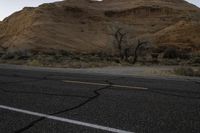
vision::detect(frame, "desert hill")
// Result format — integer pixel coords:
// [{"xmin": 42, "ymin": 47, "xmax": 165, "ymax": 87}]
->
[{"xmin": 0, "ymin": 0, "xmax": 200, "ymax": 55}]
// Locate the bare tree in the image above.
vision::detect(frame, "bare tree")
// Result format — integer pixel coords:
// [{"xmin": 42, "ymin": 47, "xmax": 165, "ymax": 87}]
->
[
  {"xmin": 110, "ymin": 24, "xmax": 149, "ymax": 63},
  {"xmin": 113, "ymin": 28, "xmax": 127, "ymax": 59},
  {"xmin": 132, "ymin": 40, "xmax": 148, "ymax": 64},
  {"xmin": 123, "ymin": 47, "xmax": 130, "ymax": 61}
]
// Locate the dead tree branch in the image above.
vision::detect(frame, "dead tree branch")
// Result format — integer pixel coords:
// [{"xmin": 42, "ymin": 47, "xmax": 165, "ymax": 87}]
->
[{"xmin": 132, "ymin": 40, "xmax": 148, "ymax": 64}]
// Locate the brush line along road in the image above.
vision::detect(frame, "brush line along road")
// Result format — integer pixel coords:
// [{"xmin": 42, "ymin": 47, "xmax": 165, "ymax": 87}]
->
[{"xmin": 0, "ymin": 67, "xmax": 200, "ymax": 133}]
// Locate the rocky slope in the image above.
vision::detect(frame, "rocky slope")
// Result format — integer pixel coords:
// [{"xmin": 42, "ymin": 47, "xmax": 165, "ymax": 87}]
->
[{"xmin": 0, "ymin": 0, "xmax": 200, "ymax": 55}]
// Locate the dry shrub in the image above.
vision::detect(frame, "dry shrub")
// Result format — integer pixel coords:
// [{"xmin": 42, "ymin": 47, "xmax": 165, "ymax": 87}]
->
[
  {"xmin": 163, "ymin": 48, "xmax": 179, "ymax": 59},
  {"xmin": 1, "ymin": 52, "xmax": 15, "ymax": 59},
  {"xmin": 174, "ymin": 67, "xmax": 200, "ymax": 77},
  {"xmin": 191, "ymin": 57, "xmax": 200, "ymax": 64},
  {"xmin": 104, "ymin": 11, "xmax": 116, "ymax": 17},
  {"xmin": 163, "ymin": 48, "xmax": 190, "ymax": 59},
  {"xmin": 39, "ymin": 3, "xmax": 56, "ymax": 9},
  {"xmin": 28, "ymin": 59, "xmax": 42, "ymax": 66},
  {"xmin": 190, "ymin": 52, "xmax": 200, "ymax": 64},
  {"xmin": 64, "ymin": 6, "xmax": 83, "ymax": 13},
  {"xmin": 1, "ymin": 50, "xmax": 32, "ymax": 60}
]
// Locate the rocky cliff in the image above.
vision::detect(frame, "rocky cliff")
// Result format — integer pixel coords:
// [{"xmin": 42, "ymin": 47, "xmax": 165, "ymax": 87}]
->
[{"xmin": 0, "ymin": 0, "xmax": 200, "ymax": 55}]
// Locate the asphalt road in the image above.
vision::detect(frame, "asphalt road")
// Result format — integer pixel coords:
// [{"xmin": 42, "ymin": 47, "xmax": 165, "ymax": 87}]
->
[{"xmin": 0, "ymin": 67, "xmax": 200, "ymax": 133}]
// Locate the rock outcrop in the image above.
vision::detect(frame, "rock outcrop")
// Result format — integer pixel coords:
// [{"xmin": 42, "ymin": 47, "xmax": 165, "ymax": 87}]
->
[{"xmin": 0, "ymin": 0, "xmax": 199, "ymax": 54}]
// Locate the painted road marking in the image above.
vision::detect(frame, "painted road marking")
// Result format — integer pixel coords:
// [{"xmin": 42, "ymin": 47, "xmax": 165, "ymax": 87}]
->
[
  {"xmin": 63, "ymin": 80, "xmax": 148, "ymax": 90},
  {"xmin": 0, "ymin": 105, "xmax": 134, "ymax": 133}
]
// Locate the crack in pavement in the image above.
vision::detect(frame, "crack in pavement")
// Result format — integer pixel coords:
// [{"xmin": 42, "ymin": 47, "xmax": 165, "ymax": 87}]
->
[{"xmin": 14, "ymin": 82, "xmax": 112, "ymax": 133}]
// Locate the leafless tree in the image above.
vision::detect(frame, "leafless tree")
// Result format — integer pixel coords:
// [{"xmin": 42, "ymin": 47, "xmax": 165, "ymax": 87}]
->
[
  {"xmin": 113, "ymin": 28, "xmax": 127, "ymax": 59},
  {"xmin": 132, "ymin": 40, "xmax": 149, "ymax": 64},
  {"xmin": 111, "ymin": 25, "xmax": 150, "ymax": 63}
]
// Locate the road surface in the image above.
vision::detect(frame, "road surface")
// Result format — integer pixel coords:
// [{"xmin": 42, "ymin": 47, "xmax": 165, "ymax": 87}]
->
[{"xmin": 0, "ymin": 66, "xmax": 200, "ymax": 133}]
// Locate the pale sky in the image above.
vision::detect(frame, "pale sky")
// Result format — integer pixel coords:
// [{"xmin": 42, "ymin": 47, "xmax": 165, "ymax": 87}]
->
[{"xmin": 0, "ymin": 0, "xmax": 199, "ymax": 21}]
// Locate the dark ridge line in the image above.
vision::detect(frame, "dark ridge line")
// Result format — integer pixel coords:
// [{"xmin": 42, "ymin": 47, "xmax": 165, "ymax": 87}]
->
[
  {"xmin": 0, "ymin": 73, "xmax": 49, "ymax": 81},
  {"xmin": 151, "ymin": 87, "xmax": 200, "ymax": 96},
  {"xmin": 14, "ymin": 84, "xmax": 112, "ymax": 133},
  {"xmin": 0, "ymin": 79, "xmax": 41, "ymax": 85},
  {"xmin": 0, "ymin": 87, "xmax": 90, "ymax": 98},
  {"xmin": 195, "ymin": 81, "xmax": 200, "ymax": 85},
  {"xmin": 146, "ymin": 89, "xmax": 200, "ymax": 99}
]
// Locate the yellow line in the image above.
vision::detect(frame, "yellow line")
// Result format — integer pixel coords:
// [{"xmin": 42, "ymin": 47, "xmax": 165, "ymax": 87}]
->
[
  {"xmin": 112, "ymin": 85, "xmax": 148, "ymax": 90},
  {"xmin": 63, "ymin": 80, "xmax": 148, "ymax": 90},
  {"xmin": 63, "ymin": 80, "xmax": 108, "ymax": 86}
]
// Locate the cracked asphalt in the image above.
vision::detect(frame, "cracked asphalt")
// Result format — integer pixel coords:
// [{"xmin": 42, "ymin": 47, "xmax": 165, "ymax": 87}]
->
[{"xmin": 0, "ymin": 67, "xmax": 200, "ymax": 133}]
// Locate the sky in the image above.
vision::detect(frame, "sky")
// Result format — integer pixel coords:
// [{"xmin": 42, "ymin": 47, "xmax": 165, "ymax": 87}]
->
[{"xmin": 0, "ymin": 0, "xmax": 200, "ymax": 21}]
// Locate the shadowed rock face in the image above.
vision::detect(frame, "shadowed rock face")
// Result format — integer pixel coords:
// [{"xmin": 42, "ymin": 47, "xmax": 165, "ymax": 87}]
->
[{"xmin": 0, "ymin": 0, "xmax": 200, "ymax": 54}]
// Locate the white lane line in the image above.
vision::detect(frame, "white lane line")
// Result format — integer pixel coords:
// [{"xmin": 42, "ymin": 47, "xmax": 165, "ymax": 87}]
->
[
  {"xmin": 63, "ymin": 80, "xmax": 148, "ymax": 90},
  {"xmin": 0, "ymin": 105, "xmax": 134, "ymax": 133}
]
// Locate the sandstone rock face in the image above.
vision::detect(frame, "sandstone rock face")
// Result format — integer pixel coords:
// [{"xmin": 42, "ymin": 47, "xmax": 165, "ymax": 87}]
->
[{"xmin": 0, "ymin": 0, "xmax": 199, "ymax": 54}]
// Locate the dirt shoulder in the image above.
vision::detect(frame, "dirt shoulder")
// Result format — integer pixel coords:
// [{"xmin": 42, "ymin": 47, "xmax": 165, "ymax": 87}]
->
[{"xmin": 0, "ymin": 64, "xmax": 199, "ymax": 81}]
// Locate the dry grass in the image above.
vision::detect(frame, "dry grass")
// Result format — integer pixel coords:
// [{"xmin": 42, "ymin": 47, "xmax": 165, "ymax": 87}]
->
[{"xmin": 0, "ymin": 52, "xmax": 120, "ymax": 68}]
